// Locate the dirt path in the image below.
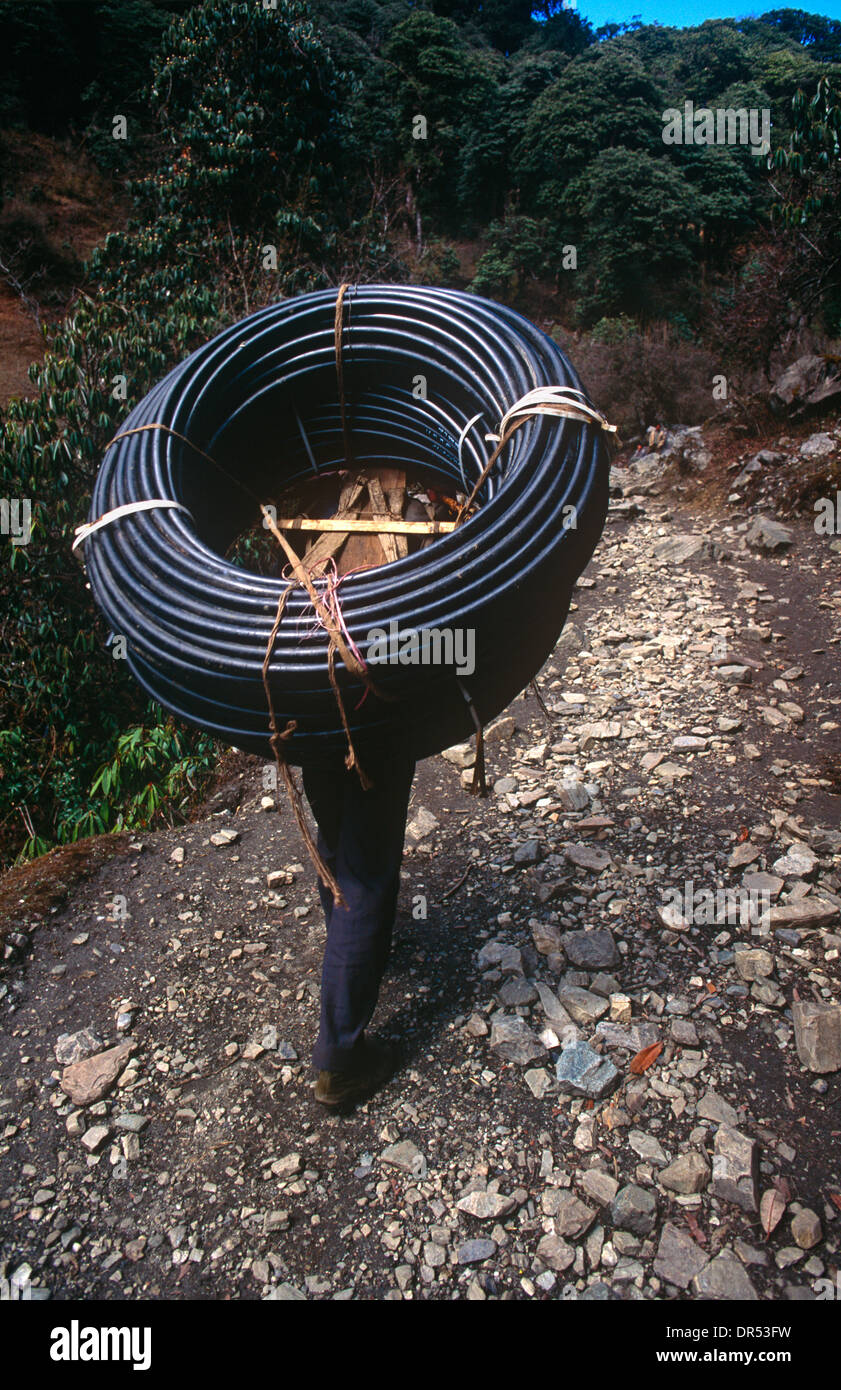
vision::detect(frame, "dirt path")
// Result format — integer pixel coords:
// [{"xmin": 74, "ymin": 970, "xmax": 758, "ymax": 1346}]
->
[{"xmin": 1, "ymin": 435, "xmax": 840, "ymax": 1302}]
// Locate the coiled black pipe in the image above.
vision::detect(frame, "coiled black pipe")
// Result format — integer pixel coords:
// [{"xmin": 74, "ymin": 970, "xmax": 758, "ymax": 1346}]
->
[{"xmin": 82, "ymin": 285, "xmax": 610, "ymax": 766}]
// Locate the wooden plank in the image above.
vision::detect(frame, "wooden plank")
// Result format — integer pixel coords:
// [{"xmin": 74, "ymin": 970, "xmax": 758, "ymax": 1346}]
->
[
  {"xmin": 377, "ymin": 467, "xmax": 409, "ymax": 561},
  {"xmin": 365, "ymin": 473, "xmax": 401, "ymax": 566},
  {"xmin": 301, "ymin": 475, "xmax": 368, "ymax": 573},
  {"xmin": 279, "ymin": 517, "xmax": 457, "ymax": 535}
]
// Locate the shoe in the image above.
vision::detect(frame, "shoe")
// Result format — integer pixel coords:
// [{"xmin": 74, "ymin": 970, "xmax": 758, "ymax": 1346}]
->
[{"xmin": 314, "ymin": 1039, "xmax": 397, "ymax": 1109}]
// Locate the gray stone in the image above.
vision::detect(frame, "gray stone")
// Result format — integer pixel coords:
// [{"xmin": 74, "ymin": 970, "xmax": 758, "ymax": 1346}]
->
[
  {"xmin": 791, "ymin": 1209, "xmax": 821, "ymax": 1249},
  {"xmin": 733, "ymin": 946, "xmax": 774, "ymax": 982},
  {"xmin": 557, "ymin": 781, "xmax": 590, "ymax": 811},
  {"xmin": 524, "ymin": 1068, "xmax": 553, "ymax": 1099},
  {"xmin": 485, "ymin": 716, "xmax": 516, "ymax": 744},
  {"xmin": 579, "ymin": 1170, "xmax": 619, "ymax": 1206},
  {"xmin": 270, "ymin": 1152, "xmax": 302, "ymax": 1180},
  {"xmin": 773, "ymin": 843, "xmax": 817, "ymax": 876},
  {"xmin": 465, "ymin": 1014, "xmax": 488, "ymax": 1037},
  {"xmin": 441, "ymin": 742, "xmax": 475, "ymax": 769},
  {"xmin": 712, "ymin": 1126, "xmax": 759, "ymax": 1213},
  {"xmin": 80, "ymin": 1124, "xmax": 111, "ymax": 1153},
  {"xmin": 498, "ymin": 978, "xmax": 538, "ymax": 1008},
  {"xmin": 653, "ymin": 534, "xmax": 705, "ymax": 565},
  {"xmin": 565, "ymin": 844, "xmax": 612, "ymax": 872},
  {"xmin": 774, "ymin": 1247, "xmax": 804, "ymax": 1270},
  {"xmin": 210, "ymin": 828, "xmax": 239, "ymax": 846},
  {"xmin": 800, "ymin": 431, "xmax": 835, "ymax": 457},
  {"xmin": 541, "ymin": 1189, "xmax": 595, "ymax": 1237},
  {"xmin": 263, "ymin": 1210, "xmax": 290, "ymax": 1233},
  {"xmin": 745, "ymin": 515, "xmax": 793, "ymax": 552},
  {"xmin": 792, "ymin": 1000, "xmax": 841, "ymax": 1074},
  {"xmin": 477, "ymin": 941, "xmax": 523, "ymax": 974},
  {"xmin": 770, "ymin": 354, "xmax": 830, "ymax": 409},
  {"xmin": 697, "ymin": 1090, "xmax": 739, "ymax": 1126},
  {"xmin": 654, "ymin": 1222, "xmax": 710, "ymax": 1290},
  {"xmin": 457, "ymin": 1189, "xmax": 516, "ymax": 1221},
  {"xmin": 659, "ymin": 1151, "xmax": 710, "ymax": 1194},
  {"xmin": 531, "ymin": 921, "xmax": 562, "ymax": 957},
  {"xmin": 535, "ymin": 983, "xmax": 575, "ymax": 1029},
  {"xmin": 752, "ymin": 980, "xmax": 784, "ymax": 1007},
  {"xmin": 457, "ymin": 1239, "xmax": 497, "ymax": 1265},
  {"xmin": 594, "ymin": 1021, "xmax": 661, "ymax": 1053},
  {"xmin": 673, "ymin": 734, "xmax": 709, "ymax": 753},
  {"xmin": 489, "ymin": 1014, "xmax": 545, "ymax": 1066},
  {"xmin": 628, "ymin": 1130, "xmax": 669, "ymax": 1167},
  {"xmin": 55, "ymin": 1029, "xmax": 104, "ymax": 1066},
  {"xmin": 423, "ymin": 1242, "xmax": 446, "ymax": 1269},
  {"xmin": 558, "ymin": 986, "xmax": 609, "ymax": 1026},
  {"xmin": 692, "ymin": 1251, "xmax": 758, "ymax": 1301},
  {"xmin": 555, "ymin": 1042, "xmax": 620, "ymax": 1099},
  {"xmin": 715, "ymin": 665, "xmax": 752, "ymax": 684},
  {"xmin": 743, "ymin": 871, "xmax": 784, "ymax": 898},
  {"xmin": 536, "ymin": 1234, "xmax": 575, "ymax": 1272},
  {"xmin": 114, "ymin": 1113, "xmax": 149, "ymax": 1134},
  {"xmin": 611, "ymin": 1184, "xmax": 658, "ymax": 1237},
  {"xmin": 577, "ymin": 721, "xmax": 621, "ymax": 746},
  {"xmin": 405, "ymin": 807, "xmax": 439, "ymax": 844},
  {"xmin": 769, "ymin": 898, "xmax": 838, "ymax": 930},
  {"xmin": 561, "ymin": 928, "xmax": 618, "ymax": 971},
  {"xmin": 381, "ymin": 1141, "xmax": 427, "ymax": 1179},
  {"xmin": 513, "ymin": 839, "xmax": 541, "ymax": 865}
]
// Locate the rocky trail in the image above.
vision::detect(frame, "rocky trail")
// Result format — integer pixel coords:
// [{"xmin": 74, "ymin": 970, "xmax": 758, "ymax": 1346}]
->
[{"xmin": 1, "ymin": 422, "xmax": 840, "ymax": 1303}]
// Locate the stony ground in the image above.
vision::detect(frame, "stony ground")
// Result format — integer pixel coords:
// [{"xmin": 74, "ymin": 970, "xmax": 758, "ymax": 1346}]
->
[{"xmin": 1, "ymin": 423, "xmax": 840, "ymax": 1303}]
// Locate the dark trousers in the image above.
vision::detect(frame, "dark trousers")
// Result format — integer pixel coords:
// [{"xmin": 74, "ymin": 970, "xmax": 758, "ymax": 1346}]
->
[{"xmin": 301, "ymin": 749, "xmax": 416, "ymax": 1071}]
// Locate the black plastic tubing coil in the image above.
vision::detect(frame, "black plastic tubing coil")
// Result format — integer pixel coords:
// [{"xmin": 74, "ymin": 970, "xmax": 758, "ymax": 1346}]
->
[{"xmin": 83, "ymin": 285, "xmax": 610, "ymax": 767}]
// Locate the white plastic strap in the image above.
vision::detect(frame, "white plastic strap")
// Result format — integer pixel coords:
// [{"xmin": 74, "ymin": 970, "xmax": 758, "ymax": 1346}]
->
[
  {"xmin": 456, "ymin": 412, "xmax": 483, "ymax": 491},
  {"xmin": 72, "ymin": 499, "xmax": 193, "ymax": 551},
  {"xmin": 485, "ymin": 386, "xmax": 617, "ymax": 444}
]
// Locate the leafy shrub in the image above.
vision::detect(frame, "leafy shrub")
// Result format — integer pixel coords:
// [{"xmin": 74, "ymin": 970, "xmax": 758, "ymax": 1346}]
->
[
  {"xmin": 81, "ymin": 717, "xmax": 217, "ymax": 841},
  {"xmin": 0, "ymin": 1, "xmax": 353, "ymax": 867},
  {"xmin": 575, "ymin": 330, "xmax": 722, "ymax": 433},
  {"xmin": 471, "ymin": 216, "xmax": 551, "ymax": 298}
]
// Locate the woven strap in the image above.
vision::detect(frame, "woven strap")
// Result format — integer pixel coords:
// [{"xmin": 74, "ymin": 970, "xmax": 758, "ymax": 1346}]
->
[{"xmin": 72, "ymin": 499, "xmax": 193, "ymax": 552}]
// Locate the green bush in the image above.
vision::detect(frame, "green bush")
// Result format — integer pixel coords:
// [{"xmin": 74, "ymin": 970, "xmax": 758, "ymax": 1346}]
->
[{"xmin": 0, "ymin": 0, "xmax": 354, "ymax": 868}]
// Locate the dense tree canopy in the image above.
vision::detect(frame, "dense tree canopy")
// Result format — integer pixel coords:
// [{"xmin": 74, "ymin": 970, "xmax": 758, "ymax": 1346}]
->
[{"xmin": 2, "ymin": 1, "xmax": 841, "ymax": 863}]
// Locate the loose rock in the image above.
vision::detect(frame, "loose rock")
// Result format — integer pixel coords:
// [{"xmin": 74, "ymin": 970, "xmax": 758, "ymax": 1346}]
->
[
  {"xmin": 712, "ymin": 1126, "xmax": 759, "ymax": 1213},
  {"xmin": 792, "ymin": 1000, "xmax": 841, "ymax": 1074},
  {"xmin": 60, "ymin": 1041, "xmax": 136, "ymax": 1106}
]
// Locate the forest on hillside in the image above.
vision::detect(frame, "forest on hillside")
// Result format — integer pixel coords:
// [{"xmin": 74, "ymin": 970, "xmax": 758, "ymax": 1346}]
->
[{"xmin": 1, "ymin": 0, "xmax": 840, "ymax": 868}]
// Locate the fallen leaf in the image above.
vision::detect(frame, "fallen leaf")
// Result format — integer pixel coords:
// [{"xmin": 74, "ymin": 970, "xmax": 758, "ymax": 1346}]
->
[
  {"xmin": 737, "ymin": 827, "xmax": 750, "ymax": 843},
  {"xmin": 760, "ymin": 1186, "xmax": 788, "ymax": 1240},
  {"xmin": 829, "ymin": 1193, "xmax": 841, "ymax": 1212},
  {"xmin": 629, "ymin": 1041, "xmax": 663, "ymax": 1074}
]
